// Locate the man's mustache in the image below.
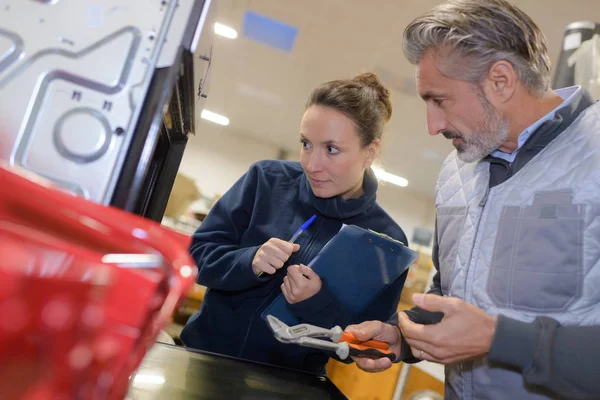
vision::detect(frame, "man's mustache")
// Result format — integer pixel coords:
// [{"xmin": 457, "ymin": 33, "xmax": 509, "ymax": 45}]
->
[{"xmin": 442, "ymin": 130, "xmax": 462, "ymax": 140}]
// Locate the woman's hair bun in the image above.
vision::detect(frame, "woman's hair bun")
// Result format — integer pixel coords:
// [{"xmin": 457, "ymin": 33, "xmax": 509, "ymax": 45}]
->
[{"xmin": 352, "ymin": 72, "xmax": 392, "ymax": 122}]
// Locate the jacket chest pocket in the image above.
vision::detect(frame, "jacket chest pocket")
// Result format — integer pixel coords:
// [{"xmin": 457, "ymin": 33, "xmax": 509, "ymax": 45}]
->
[
  {"xmin": 437, "ymin": 206, "xmax": 468, "ymax": 295},
  {"xmin": 487, "ymin": 191, "xmax": 585, "ymax": 312}
]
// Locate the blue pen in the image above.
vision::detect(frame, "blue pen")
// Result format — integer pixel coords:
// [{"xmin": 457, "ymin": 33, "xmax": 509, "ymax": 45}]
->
[
  {"xmin": 289, "ymin": 214, "xmax": 316, "ymax": 244},
  {"xmin": 258, "ymin": 215, "xmax": 316, "ymax": 277}
]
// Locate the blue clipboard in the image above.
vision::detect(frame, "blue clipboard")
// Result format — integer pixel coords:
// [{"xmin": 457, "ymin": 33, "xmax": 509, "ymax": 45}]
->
[{"xmin": 261, "ymin": 225, "xmax": 418, "ymax": 326}]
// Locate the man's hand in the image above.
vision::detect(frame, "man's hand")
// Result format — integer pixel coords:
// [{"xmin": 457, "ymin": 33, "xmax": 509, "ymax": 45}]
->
[
  {"xmin": 345, "ymin": 320, "xmax": 402, "ymax": 373},
  {"xmin": 281, "ymin": 264, "xmax": 321, "ymax": 304},
  {"xmin": 252, "ymin": 238, "xmax": 299, "ymax": 276},
  {"xmin": 398, "ymin": 293, "xmax": 497, "ymax": 364}
]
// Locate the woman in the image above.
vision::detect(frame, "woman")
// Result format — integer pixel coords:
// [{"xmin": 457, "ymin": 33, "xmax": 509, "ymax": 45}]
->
[{"xmin": 180, "ymin": 72, "xmax": 408, "ymax": 375}]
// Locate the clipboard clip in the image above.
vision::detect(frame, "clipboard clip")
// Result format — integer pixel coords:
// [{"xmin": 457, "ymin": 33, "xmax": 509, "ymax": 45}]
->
[{"xmin": 367, "ymin": 228, "xmax": 406, "ymax": 245}]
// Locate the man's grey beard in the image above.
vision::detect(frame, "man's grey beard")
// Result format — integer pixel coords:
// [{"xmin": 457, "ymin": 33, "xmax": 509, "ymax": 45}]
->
[{"xmin": 455, "ymin": 96, "xmax": 510, "ymax": 163}]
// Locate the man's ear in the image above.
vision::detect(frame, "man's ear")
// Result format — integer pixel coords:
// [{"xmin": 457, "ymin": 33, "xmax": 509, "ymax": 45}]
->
[{"xmin": 482, "ymin": 60, "xmax": 517, "ymax": 105}]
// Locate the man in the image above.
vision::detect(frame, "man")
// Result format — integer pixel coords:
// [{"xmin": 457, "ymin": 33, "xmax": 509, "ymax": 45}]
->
[{"xmin": 346, "ymin": 1, "xmax": 600, "ymax": 399}]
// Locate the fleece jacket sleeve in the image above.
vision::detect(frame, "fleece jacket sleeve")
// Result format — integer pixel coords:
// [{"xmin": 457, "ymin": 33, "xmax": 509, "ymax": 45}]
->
[{"xmin": 189, "ymin": 165, "xmax": 266, "ymax": 291}]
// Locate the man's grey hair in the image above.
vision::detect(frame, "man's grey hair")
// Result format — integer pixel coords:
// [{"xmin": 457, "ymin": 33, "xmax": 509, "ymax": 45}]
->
[{"xmin": 403, "ymin": 0, "xmax": 551, "ymax": 97}]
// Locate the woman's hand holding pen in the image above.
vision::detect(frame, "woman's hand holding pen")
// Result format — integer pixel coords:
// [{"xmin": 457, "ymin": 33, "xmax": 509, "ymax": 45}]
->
[
  {"xmin": 282, "ymin": 264, "xmax": 322, "ymax": 304},
  {"xmin": 252, "ymin": 238, "xmax": 300, "ymax": 276}
]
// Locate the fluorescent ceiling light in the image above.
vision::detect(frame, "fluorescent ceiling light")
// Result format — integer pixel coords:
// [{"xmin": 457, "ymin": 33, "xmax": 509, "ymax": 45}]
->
[
  {"xmin": 201, "ymin": 109, "xmax": 229, "ymax": 126},
  {"xmin": 214, "ymin": 23, "xmax": 238, "ymax": 39},
  {"xmin": 372, "ymin": 167, "xmax": 409, "ymax": 187}
]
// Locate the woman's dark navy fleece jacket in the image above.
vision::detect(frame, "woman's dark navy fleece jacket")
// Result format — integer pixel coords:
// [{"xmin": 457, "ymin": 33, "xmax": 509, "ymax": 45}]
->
[{"xmin": 180, "ymin": 160, "xmax": 408, "ymax": 375}]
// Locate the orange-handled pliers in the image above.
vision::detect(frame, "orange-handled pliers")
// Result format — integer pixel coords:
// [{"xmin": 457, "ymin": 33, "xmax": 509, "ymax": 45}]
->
[{"xmin": 266, "ymin": 315, "xmax": 396, "ymax": 361}]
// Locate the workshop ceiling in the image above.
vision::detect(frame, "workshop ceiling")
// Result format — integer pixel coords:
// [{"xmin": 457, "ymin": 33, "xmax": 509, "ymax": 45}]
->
[{"xmin": 190, "ymin": 0, "xmax": 600, "ymax": 198}]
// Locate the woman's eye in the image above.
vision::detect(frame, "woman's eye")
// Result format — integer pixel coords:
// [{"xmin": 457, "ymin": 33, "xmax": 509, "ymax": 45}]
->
[
  {"xmin": 327, "ymin": 145, "xmax": 340, "ymax": 154},
  {"xmin": 300, "ymin": 140, "xmax": 311, "ymax": 149}
]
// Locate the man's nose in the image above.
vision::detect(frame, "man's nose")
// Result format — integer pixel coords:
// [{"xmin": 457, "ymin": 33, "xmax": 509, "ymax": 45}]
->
[{"xmin": 427, "ymin": 104, "xmax": 447, "ymax": 136}]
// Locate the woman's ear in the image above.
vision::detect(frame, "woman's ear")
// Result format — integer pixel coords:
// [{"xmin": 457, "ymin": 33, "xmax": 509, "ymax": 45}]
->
[{"xmin": 364, "ymin": 139, "xmax": 380, "ymax": 169}]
